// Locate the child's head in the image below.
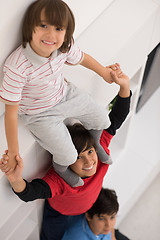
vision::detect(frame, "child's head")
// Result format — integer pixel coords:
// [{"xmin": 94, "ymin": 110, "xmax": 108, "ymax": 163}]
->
[
  {"xmin": 67, "ymin": 123, "xmax": 98, "ymax": 178},
  {"xmin": 86, "ymin": 188, "xmax": 119, "ymax": 235},
  {"xmin": 22, "ymin": 0, "xmax": 75, "ymax": 55}
]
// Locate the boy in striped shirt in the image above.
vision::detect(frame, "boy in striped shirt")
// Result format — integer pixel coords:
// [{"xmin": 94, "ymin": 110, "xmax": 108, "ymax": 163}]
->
[{"xmin": 0, "ymin": 0, "xmax": 123, "ymax": 186}]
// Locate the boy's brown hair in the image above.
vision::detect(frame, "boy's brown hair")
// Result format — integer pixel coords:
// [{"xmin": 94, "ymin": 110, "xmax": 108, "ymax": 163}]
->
[{"xmin": 22, "ymin": 0, "xmax": 75, "ymax": 52}]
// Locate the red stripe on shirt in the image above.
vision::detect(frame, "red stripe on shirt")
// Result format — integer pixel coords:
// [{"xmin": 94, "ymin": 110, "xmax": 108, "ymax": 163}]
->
[
  {"xmin": 5, "ymin": 73, "xmax": 24, "ymax": 84},
  {"xmin": 3, "ymin": 79, "xmax": 23, "ymax": 89},
  {"xmin": 2, "ymin": 85, "xmax": 21, "ymax": 95},
  {"xmin": 17, "ymin": 59, "xmax": 29, "ymax": 69},
  {"xmin": 4, "ymin": 66, "xmax": 25, "ymax": 79},
  {"xmin": 0, "ymin": 96, "xmax": 20, "ymax": 103}
]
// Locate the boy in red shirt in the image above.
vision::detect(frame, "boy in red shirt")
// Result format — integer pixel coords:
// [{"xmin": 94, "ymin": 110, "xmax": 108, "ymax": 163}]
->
[{"xmin": 0, "ymin": 71, "xmax": 131, "ymax": 239}]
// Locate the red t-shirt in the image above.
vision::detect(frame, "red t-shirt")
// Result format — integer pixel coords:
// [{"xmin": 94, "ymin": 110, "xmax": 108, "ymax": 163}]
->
[{"xmin": 43, "ymin": 130, "xmax": 113, "ymax": 215}]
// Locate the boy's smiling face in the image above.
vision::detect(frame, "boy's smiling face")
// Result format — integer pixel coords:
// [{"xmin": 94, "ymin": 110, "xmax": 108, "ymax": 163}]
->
[
  {"xmin": 30, "ymin": 9, "xmax": 66, "ymax": 58},
  {"xmin": 70, "ymin": 147, "xmax": 98, "ymax": 178}
]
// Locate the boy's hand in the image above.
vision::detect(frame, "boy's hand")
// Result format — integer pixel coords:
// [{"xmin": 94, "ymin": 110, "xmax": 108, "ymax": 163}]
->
[
  {"xmin": 110, "ymin": 70, "xmax": 129, "ymax": 87},
  {"xmin": 0, "ymin": 151, "xmax": 23, "ymax": 179},
  {"xmin": 0, "ymin": 152, "xmax": 26, "ymax": 192},
  {"xmin": 0, "ymin": 152, "xmax": 17, "ymax": 174},
  {"xmin": 108, "ymin": 63, "xmax": 122, "ymax": 76},
  {"xmin": 104, "ymin": 63, "xmax": 123, "ymax": 83},
  {"xmin": 110, "ymin": 70, "xmax": 130, "ymax": 97}
]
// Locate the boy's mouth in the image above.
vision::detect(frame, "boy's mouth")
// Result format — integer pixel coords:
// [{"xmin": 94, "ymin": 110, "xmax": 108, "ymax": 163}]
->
[
  {"xmin": 42, "ymin": 40, "xmax": 55, "ymax": 45},
  {"xmin": 82, "ymin": 164, "xmax": 94, "ymax": 171},
  {"xmin": 103, "ymin": 228, "xmax": 110, "ymax": 234}
]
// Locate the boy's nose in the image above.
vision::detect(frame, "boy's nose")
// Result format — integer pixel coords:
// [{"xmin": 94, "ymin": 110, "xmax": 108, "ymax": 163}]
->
[
  {"xmin": 84, "ymin": 156, "xmax": 92, "ymax": 164},
  {"xmin": 105, "ymin": 220, "xmax": 111, "ymax": 228},
  {"xmin": 46, "ymin": 28, "xmax": 56, "ymax": 38}
]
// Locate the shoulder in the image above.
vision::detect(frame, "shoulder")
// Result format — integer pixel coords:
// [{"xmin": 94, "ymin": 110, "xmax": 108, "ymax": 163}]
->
[
  {"xmin": 97, "ymin": 160, "xmax": 109, "ymax": 173},
  {"xmin": 42, "ymin": 167, "xmax": 65, "ymax": 196},
  {"xmin": 5, "ymin": 45, "xmax": 24, "ymax": 66},
  {"xmin": 68, "ymin": 214, "xmax": 84, "ymax": 227},
  {"xmin": 4, "ymin": 45, "xmax": 29, "ymax": 76},
  {"xmin": 101, "ymin": 130, "xmax": 113, "ymax": 141},
  {"xmin": 67, "ymin": 43, "xmax": 82, "ymax": 56},
  {"xmin": 100, "ymin": 130, "xmax": 113, "ymax": 153},
  {"xmin": 43, "ymin": 167, "xmax": 61, "ymax": 184},
  {"xmin": 63, "ymin": 215, "xmax": 87, "ymax": 240}
]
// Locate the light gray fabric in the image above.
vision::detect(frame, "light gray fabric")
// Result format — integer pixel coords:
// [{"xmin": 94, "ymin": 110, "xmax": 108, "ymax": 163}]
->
[
  {"xmin": 52, "ymin": 161, "xmax": 84, "ymax": 187},
  {"xmin": 89, "ymin": 130, "xmax": 112, "ymax": 165},
  {"xmin": 20, "ymin": 82, "xmax": 110, "ymax": 167}
]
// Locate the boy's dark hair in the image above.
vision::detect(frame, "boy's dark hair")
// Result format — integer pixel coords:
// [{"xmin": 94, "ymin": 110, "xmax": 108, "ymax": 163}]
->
[
  {"xmin": 22, "ymin": 0, "xmax": 75, "ymax": 52},
  {"xmin": 87, "ymin": 188, "xmax": 119, "ymax": 218},
  {"xmin": 67, "ymin": 123, "xmax": 97, "ymax": 155}
]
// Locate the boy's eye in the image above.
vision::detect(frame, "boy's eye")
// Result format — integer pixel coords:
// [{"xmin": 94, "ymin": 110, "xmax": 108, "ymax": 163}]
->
[
  {"xmin": 40, "ymin": 24, "xmax": 47, "ymax": 28},
  {"xmin": 56, "ymin": 27, "xmax": 63, "ymax": 31},
  {"xmin": 88, "ymin": 149, "xmax": 93, "ymax": 154},
  {"xmin": 98, "ymin": 217, "xmax": 104, "ymax": 221},
  {"xmin": 77, "ymin": 155, "xmax": 81, "ymax": 160},
  {"xmin": 110, "ymin": 215, "xmax": 116, "ymax": 220}
]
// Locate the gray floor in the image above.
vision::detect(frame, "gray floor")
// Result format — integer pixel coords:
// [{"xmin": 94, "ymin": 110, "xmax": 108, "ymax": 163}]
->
[{"xmin": 118, "ymin": 173, "xmax": 160, "ymax": 240}]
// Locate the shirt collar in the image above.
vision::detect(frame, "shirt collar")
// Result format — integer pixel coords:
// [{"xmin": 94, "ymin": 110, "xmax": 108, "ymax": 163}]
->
[{"xmin": 22, "ymin": 43, "xmax": 59, "ymax": 67}]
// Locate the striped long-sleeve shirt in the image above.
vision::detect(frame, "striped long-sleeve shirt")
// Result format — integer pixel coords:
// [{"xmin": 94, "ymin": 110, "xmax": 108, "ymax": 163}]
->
[{"xmin": 0, "ymin": 43, "xmax": 84, "ymax": 114}]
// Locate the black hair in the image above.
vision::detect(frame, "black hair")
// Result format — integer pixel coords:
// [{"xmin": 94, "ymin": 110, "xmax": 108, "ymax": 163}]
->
[
  {"xmin": 67, "ymin": 123, "xmax": 97, "ymax": 154},
  {"xmin": 87, "ymin": 188, "xmax": 119, "ymax": 218}
]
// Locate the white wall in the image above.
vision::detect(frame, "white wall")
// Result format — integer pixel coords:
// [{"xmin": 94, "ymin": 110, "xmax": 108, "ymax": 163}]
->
[
  {"xmin": 0, "ymin": 0, "xmax": 35, "ymax": 116},
  {"xmin": 0, "ymin": 0, "xmax": 160, "ymax": 239}
]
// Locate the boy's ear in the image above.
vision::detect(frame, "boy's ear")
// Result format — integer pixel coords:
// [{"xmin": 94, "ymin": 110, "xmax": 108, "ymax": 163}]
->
[{"xmin": 85, "ymin": 213, "xmax": 92, "ymax": 222}]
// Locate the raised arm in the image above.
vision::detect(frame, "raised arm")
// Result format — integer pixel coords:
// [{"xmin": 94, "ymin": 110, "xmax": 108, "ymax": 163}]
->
[{"xmin": 106, "ymin": 71, "xmax": 131, "ymax": 135}]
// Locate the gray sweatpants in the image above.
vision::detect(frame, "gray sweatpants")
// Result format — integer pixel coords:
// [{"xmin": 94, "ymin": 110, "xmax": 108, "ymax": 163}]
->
[{"xmin": 20, "ymin": 82, "xmax": 110, "ymax": 166}]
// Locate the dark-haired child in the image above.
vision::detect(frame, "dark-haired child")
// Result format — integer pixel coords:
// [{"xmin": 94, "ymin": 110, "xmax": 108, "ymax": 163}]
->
[
  {"xmin": 0, "ymin": 0, "xmax": 124, "ymax": 187},
  {"xmin": 0, "ymin": 71, "xmax": 131, "ymax": 239},
  {"xmin": 62, "ymin": 188, "xmax": 130, "ymax": 240}
]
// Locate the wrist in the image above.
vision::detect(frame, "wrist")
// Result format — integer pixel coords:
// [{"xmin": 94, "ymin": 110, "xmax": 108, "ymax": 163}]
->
[
  {"xmin": 119, "ymin": 83, "xmax": 130, "ymax": 98},
  {"xmin": 10, "ymin": 178, "xmax": 26, "ymax": 193},
  {"xmin": 8, "ymin": 152, "xmax": 19, "ymax": 163},
  {"xmin": 8, "ymin": 150, "xmax": 19, "ymax": 156},
  {"xmin": 9, "ymin": 176, "xmax": 23, "ymax": 184},
  {"xmin": 101, "ymin": 67, "xmax": 112, "ymax": 80}
]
